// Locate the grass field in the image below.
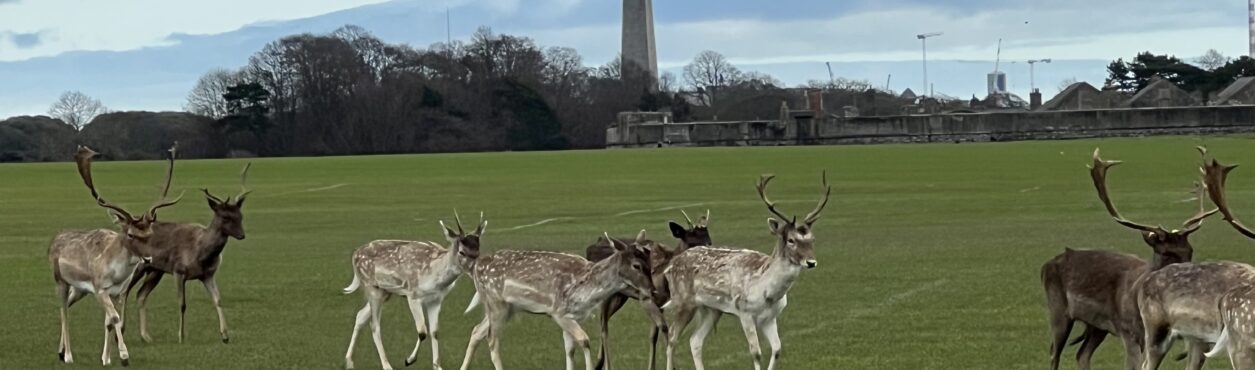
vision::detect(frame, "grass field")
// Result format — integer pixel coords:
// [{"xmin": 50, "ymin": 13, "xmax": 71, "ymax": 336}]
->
[{"xmin": 8, "ymin": 136, "xmax": 1255, "ymax": 369}]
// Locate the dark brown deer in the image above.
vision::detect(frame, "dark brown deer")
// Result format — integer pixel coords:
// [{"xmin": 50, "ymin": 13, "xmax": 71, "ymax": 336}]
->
[
  {"xmin": 584, "ymin": 210, "xmax": 712, "ymax": 370},
  {"xmin": 121, "ymin": 162, "xmax": 251, "ymax": 344},
  {"xmin": 663, "ymin": 173, "xmax": 829, "ymax": 370},
  {"xmin": 50, "ymin": 145, "xmax": 180, "ymax": 366},
  {"xmin": 458, "ymin": 232, "xmax": 656, "ymax": 370},
  {"xmin": 1194, "ymin": 156, "xmax": 1255, "ymax": 369},
  {"xmin": 1041, "ymin": 148, "xmax": 1217, "ymax": 370}
]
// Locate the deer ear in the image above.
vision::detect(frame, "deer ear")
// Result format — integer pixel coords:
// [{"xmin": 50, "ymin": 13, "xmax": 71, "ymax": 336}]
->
[
  {"xmin": 233, "ymin": 194, "xmax": 247, "ymax": 208},
  {"xmin": 635, "ymin": 229, "xmax": 648, "ymax": 244},
  {"xmin": 606, "ymin": 232, "xmax": 626, "ymax": 252},
  {"xmin": 439, "ymin": 220, "xmax": 458, "ymax": 240},
  {"xmin": 767, "ymin": 218, "xmax": 783, "ymax": 233},
  {"xmin": 110, "ymin": 211, "xmax": 129, "ymax": 225},
  {"xmin": 668, "ymin": 221, "xmax": 686, "ymax": 238}
]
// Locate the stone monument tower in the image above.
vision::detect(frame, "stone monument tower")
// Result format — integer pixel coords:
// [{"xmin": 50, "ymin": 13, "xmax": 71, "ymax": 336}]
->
[{"xmin": 622, "ymin": 0, "xmax": 658, "ymax": 89}]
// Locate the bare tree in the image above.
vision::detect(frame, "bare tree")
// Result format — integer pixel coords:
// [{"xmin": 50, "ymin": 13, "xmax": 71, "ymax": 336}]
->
[
  {"xmin": 1057, "ymin": 77, "xmax": 1079, "ymax": 93},
  {"xmin": 658, "ymin": 71, "xmax": 678, "ymax": 93},
  {"xmin": 48, "ymin": 91, "xmax": 108, "ymax": 130},
  {"xmin": 185, "ymin": 68, "xmax": 244, "ymax": 119},
  {"xmin": 1196, "ymin": 49, "xmax": 1229, "ymax": 71},
  {"xmin": 683, "ymin": 50, "xmax": 742, "ymax": 106}
]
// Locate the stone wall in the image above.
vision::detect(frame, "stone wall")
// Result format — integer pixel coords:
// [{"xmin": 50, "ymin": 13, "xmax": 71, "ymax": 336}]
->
[{"xmin": 607, "ymin": 105, "xmax": 1255, "ymax": 148}]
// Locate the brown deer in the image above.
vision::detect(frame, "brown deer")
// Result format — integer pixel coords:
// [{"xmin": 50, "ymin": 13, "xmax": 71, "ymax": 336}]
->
[
  {"xmin": 342, "ymin": 212, "xmax": 486, "ymax": 370},
  {"xmin": 662, "ymin": 173, "xmax": 830, "ymax": 370},
  {"xmin": 1197, "ymin": 156, "xmax": 1255, "ymax": 368},
  {"xmin": 50, "ymin": 145, "xmax": 181, "ymax": 366},
  {"xmin": 458, "ymin": 231, "xmax": 656, "ymax": 370},
  {"xmin": 121, "ymin": 162, "xmax": 252, "ymax": 344},
  {"xmin": 1137, "ymin": 156, "xmax": 1255, "ymax": 370},
  {"xmin": 584, "ymin": 210, "xmax": 712, "ymax": 370},
  {"xmin": 1041, "ymin": 148, "xmax": 1216, "ymax": 370}
]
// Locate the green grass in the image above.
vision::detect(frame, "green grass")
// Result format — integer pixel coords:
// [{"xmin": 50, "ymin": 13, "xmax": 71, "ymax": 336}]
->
[{"xmin": 6, "ymin": 136, "xmax": 1255, "ymax": 369}]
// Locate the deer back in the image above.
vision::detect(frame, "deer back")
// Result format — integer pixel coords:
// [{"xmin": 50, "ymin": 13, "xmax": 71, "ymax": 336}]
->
[
  {"xmin": 1042, "ymin": 248, "xmax": 1148, "ymax": 332},
  {"xmin": 352, "ymin": 240, "xmax": 457, "ymax": 293},
  {"xmin": 49, "ymin": 229, "xmax": 140, "ymax": 290},
  {"xmin": 1139, "ymin": 261, "xmax": 1255, "ymax": 338}
]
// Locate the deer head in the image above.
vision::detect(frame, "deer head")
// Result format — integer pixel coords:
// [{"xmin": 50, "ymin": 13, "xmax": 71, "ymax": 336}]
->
[
  {"xmin": 1089, "ymin": 148, "xmax": 1217, "ymax": 266},
  {"xmin": 439, "ymin": 211, "xmax": 487, "ymax": 269},
  {"xmin": 76, "ymin": 144, "xmax": 182, "ymax": 243},
  {"xmin": 756, "ymin": 172, "xmax": 831, "ymax": 269},
  {"xmin": 605, "ymin": 230, "xmax": 655, "ymax": 300},
  {"xmin": 669, "ymin": 209, "xmax": 712, "ymax": 249},
  {"xmin": 1202, "ymin": 153, "xmax": 1255, "ymax": 240},
  {"xmin": 202, "ymin": 163, "xmax": 251, "ymax": 240}
]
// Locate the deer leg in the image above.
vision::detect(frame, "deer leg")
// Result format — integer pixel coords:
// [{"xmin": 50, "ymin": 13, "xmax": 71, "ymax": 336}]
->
[
  {"xmin": 1075, "ymin": 326, "xmax": 1108, "ymax": 370},
  {"xmin": 553, "ymin": 315, "xmax": 594, "ymax": 370},
  {"xmin": 203, "ymin": 275, "xmax": 230, "ymax": 344},
  {"xmin": 1121, "ymin": 335, "xmax": 1144, "ymax": 370},
  {"xmin": 56, "ymin": 283, "xmax": 74, "ymax": 364},
  {"xmin": 737, "ymin": 314, "xmax": 764, "ymax": 370},
  {"xmin": 135, "ymin": 271, "xmax": 163, "ymax": 343},
  {"xmin": 177, "ymin": 274, "xmax": 188, "ymax": 344},
  {"xmin": 345, "ymin": 304, "xmax": 371, "ymax": 370},
  {"xmin": 404, "ymin": 297, "xmax": 429, "ymax": 367},
  {"xmin": 639, "ymin": 299, "xmax": 668, "ymax": 370},
  {"xmin": 110, "ymin": 294, "xmax": 131, "ymax": 366},
  {"xmin": 95, "ymin": 290, "xmax": 127, "ymax": 366},
  {"xmin": 666, "ymin": 305, "xmax": 697, "ymax": 370},
  {"xmin": 458, "ymin": 315, "xmax": 491, "ymax": 370},
  {"xmin": 367, "ymin": 288, "xmax": 394, "ymax": 370},
  {"xmin": 1142, "ymin": 325, "xmax": 1174, "ymax": 370},
  {"xmin": 424, "ymin": 298, "xmax": 445, "ymax": 370},
  {"xmin": 762, "ymin": 317, "xmax": 782, "ymax": 370},
  {"xmin": 1183, "ymin": 339, "xmax": 1206, "ymax": 370},
  {"xmin": 594, "ymin": 293, "xmax": 628, "ymax": 370},
  {"xmin": 562, "ymin": 331, "xmax": 578, "ymax": 370},
  {"xmin": 689, "ymin": 308, "xmax": 722, "ymax": 370},
  {"xmin": 119, "ymin": 268, "xmax": 148, "ymax": 335},
  {"xmin": 1048, "ymin": 315, "xmax": 1074, "ymax": 370},
  {"xmin": 487, "ymin": 306, "xmax": 510, "ymax": 370}
]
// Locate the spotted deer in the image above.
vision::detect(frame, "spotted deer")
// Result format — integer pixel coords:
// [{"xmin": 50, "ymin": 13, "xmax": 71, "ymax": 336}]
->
[
  {"xmin": 1137, "ymin": 156, "xmax": 1255, "ymax": 370},
  {"xmin": 1197, "ymin": 156, "xmax": 1255, "ymax": 368},
  {"xmin": 458, "ymin": 231, "xmax": 656, "ymax": 370},
  {"xmin": 1041, "ymin": 148, "xmax": 1217, "ymax": 370},
  {"xmin": 584, "ymin": 210, "xmax": 712, "ymax": 370},
  {"xmin": 342, "ymin": 212, "xmax": 486, "ymax": 370},
  {"xmin": 50, "ymin": 145, "xmax": 181, "ymax": 366},
  {"xmin": 663, "ymin": 173, "xmax": 830, "ymax": 370},
  {"xmin": 121, "ymin": 162, "xmax": 251, "ymax": 344}
]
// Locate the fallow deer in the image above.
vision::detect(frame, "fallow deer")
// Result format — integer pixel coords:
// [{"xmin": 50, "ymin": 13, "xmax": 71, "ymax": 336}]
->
[
  {"xmin": 663, "ymin": 173, "xmax": 830, "ymax": 370},
  {"xmin": 584, "ymin": 210, "xmax": 713, "ymax": 370},
  {"xmin": 342, "ymin": 212, "xmax": 486, "ymax": 370},
  {"xmin": 1195, "ymin": 156, "xmax": 1255, "ymax": 368},
  {"xmin": 121, "ymin": 162, "xmax": 252, "ymax": 344},
  {"xmin": 1137, "ymin": 155, "xmax": 1255, "ymax": 370},
  {"xmin": 1041, "ymin": 148, "xmax": 1217, "ymax": 370},
  {"xmin": 458, "ymin": 231, "xmax": 656, "ymax": 370},
  {"xmin": 50, "ymin": 145, "xmax": 181, "ymax": 366}
]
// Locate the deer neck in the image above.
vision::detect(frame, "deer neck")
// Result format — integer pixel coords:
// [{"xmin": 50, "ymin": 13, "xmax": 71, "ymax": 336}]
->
[
  {"xmin": 432, "ymin": 244, "xmax": 466, "ymax": 284},
  {"xmin": 196, "ymin": 217, "xmax": 232, "ymax": 263},
  {"xmin": 565, "ymin": 256, "xmax": 627, "ymax": 311},
  {"xmin": 756, "ymin": 241, "xmax": 802, "ymax": 296},
  {"xmin": 1149, "ymin": 251, "xmax": 1188, "ymax": 272}
]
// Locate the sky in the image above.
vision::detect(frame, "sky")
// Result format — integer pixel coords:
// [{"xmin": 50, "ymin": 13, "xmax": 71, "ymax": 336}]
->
[{"xmin": 0, "ymin": 0, "xmax": 1250, "ymax": 116}]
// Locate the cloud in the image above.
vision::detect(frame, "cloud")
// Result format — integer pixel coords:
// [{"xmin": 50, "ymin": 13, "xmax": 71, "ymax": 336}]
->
[
  {"xmin": 1, "ymin": 30, "xmax": 46, "ymax": 49},
  {"xmin": 0, "ymin": 0, "xmax": 18, "ymax": 4}
]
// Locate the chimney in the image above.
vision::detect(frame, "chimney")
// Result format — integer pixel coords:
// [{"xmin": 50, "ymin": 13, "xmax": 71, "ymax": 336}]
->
[
  {"xmin": 806, "ymin": 89, "xmax": 824, "ymax": 115},
  {"xmin": 1030, "ymin": 88, "xmax": 1043, "ymax": 110}
]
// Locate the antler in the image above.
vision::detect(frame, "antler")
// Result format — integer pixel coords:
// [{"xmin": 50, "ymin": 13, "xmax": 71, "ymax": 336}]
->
[
  {"xmin": 1089, "ymin": 148, "xmax": 1163, "ymax": 233},
  {"xmin": 756, "ymin": 174, "xmax": 791, "ymax": 222},
  {"xmin": 145, "ymin": 143, "xmax": 183, "ymax": 219},
  {"xmin": 680, "ymin": 210, "xmax": 695, "ymax": 228},
  {"xmin": 75, "ymin": 146, "xmax": 136, "ymax": 221},
  {"xmin": 233, "ymin": 162, "xmax": 252, "ymax": 202},
  {"xmin": 700, "ymin": 209, "xmax": 710, "ymax": 227},
  {"xmin": 453, "ymin": 209, "xmax": 466, "ymax": 235},
  {"xmin": 803, "ymin": 171, "xmax": 832, "ymax": 225},
  {"xmin": 1203, "ymin": 157, "xmax": 1255, "ymax": 238}
]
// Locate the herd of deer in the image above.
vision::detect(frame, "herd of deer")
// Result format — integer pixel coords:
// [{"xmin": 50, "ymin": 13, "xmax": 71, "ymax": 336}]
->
[
  {"xmin": 1043, "ymin": 147, "xmax": 1255, "ymax": 370},
  {"xmin": 46, "ymin": 144, "xmax": 829, "ymax": 370}
]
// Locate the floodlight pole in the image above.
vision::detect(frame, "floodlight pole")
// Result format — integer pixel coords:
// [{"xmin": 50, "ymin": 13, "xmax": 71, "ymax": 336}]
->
[
  {"xmin": 1027, "ymin": 58, "xmax": 1052, "ymax": 92},
  {"xmin": 917, "ymin": 32, "xmax": 943, "ymax": 97}
]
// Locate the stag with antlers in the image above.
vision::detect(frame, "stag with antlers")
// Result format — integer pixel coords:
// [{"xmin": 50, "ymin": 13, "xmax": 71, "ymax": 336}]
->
[
  {"xmin": 662, "ymin": 173, "xmax": 829, "ymax": 370},
  {"xmin": 584, "ymin": 210, "xmax": 712, "ymax": 370},
  {"xmin": 458, "ymin": 231, "xmax": 655, "ymax": 370},
  {"xmin": 1040, "ymin": 148, "xmax": 1218, "ymax": 370},
  {"xmin": 1197, "ymin": 155, "xmax": 1255, "ymax": 368},
  {"xmin": 343, "ymin": 212, "xmax": 486, "ymax": 370},
  {"xmin": 49, "ymin": 145, "xmax": 181, "ymax": 366},
  {"xmin": 120, "ymin": 162, "xmax": 252, "ymax": 344}
]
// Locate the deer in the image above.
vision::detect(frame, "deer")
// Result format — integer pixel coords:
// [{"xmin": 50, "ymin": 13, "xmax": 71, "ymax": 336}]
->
[
  {"xmin": 458, "ymin": 231, "xmax": 657, "ymax": 370},
  {"xmin": 1041, "ymin": 148, "xmax": 1217, "ymax": 370},
  {"xmin": 342, "ymin": 212, "xmax": 486, "ymax": 370},
  {"xmin": 662, "ymin": 172, "xmax": 830, "ymax": 370},
  {"xmin": 50, "ymin": 145, "xmax": 181, "ymax": 366},
  {"xmin": 1196, "ymin": 155, "xmax": 1255, "ymax": 368},
  {"xmin": 121, "ymin": 162, "xmax": 252, "ymax": 344},
  {"xmin": 584, "ymin": 210, "xmax": 713, "ymax": 370},
  {"xmin": 1137, "ymin": 154, "xmax": 1255, "ymax": 370}
]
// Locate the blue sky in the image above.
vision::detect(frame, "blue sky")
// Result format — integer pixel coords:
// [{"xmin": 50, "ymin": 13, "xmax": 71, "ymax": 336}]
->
[{"xmin": 0, "ymin": 0, "xmax": 1249, "ymax": 117}]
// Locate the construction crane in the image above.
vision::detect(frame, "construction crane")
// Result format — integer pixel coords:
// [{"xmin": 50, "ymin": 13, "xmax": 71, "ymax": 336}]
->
[{"xmin": 916, "ymin": 32, "xmax": 943, "ymax": 97}]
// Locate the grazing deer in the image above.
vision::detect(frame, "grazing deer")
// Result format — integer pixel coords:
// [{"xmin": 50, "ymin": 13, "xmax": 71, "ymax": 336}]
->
[
  {"xmin": 1137, "ymin": 155, "xmax": 1255, "ymax": 370},
  {"xmin": 121, "ymin": 162, "xmax": 251, "ymax": 344},
  {"xmin": 663, "ymin": 173, "xmax": 830, "ymax": 370},
  {"xmin": 1197, "ymin": 156, "xmax": 1255, "ymax": 368},
  {"xmin": 584, "ymin": 210, "xmax": 713, "ymax": 370},
  {"xmin": 342, "ymin": 212, "xmax": 486, "ymax": 370},
  {"xmin": 458, "ymin": 231, "xmax": 656, "ymax": 370},
  {"xmin": 50, "ymin": 145, "xmax": 181, "ymax": 366},
  {"xmin": 1041, "ymin": 148, "xmax": 1217, "ymax": 370}
]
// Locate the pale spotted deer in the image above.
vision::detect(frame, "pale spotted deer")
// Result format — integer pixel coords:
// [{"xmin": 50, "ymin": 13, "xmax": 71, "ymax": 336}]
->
[
  {"xmin": 50, "ymin": 145, "xmax": 181, "ymax": 366},
  {"xmin": 458, "ymin": 231, "xmax": 655, "ymax": 370},
  {"xmin": 1197, "ymin": 155, "xmax": 1255, "ymax": 368},
  {"xmin": 342, "ymin": 212, "xmax": 486, "ymax": 370},
  {"xmin": 1041, "ymin": 148, "xmax": 1216, "ymax": 370},
  {"xmin": 584, "ymin": 210, "xmax": 713, "ymax": 370},
  {"xmin": 663, "ymin": 173, "xmax": 830, "ymax": 370},
  {"xmin": 121, "ymin": 162, "xmax": 251, "ymax": 344}
]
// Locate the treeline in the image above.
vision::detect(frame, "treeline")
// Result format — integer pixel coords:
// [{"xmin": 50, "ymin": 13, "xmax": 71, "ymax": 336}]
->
[{"xmin": 1106, "ymin": 51, "xmax": 1255, "ymax": 99}]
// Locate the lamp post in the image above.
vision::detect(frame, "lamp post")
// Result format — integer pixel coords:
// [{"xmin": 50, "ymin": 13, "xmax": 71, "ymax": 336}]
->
[
  {"xmin": 1027, "ymin": 58, "xmax": 1052, "ymax": 92},
  {"xmin": 916, "ymin": 32, "xmax": 943, "ymax": 97}
]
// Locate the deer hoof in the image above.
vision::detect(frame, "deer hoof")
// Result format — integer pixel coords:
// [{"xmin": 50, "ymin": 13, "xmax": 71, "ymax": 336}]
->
[
  {"xmin": 121, "ymin": 357, "xmax": 130, "ymax": 367},
  {"xmin": 405, "ymin": 357, "xmax": 416, "ymax": 367},
  {"xmin": 222, "ymin": 335, "xmax": 230, "ymax": 344},
  {"xmin": 419, "ymin": 332, "xmax": 428, "ymax": 341}
]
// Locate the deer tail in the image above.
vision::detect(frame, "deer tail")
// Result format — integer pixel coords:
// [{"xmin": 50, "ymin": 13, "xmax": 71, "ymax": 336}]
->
[
  {"xmin": 1207, "ymin": 324, "xmax": 1229, "ymax": 358},
  {"xmin": 342, "ymin": 274, "xmax": 361, "ymax": 295},
  {"xmin": 464, "ymin": 292, "xmax": 481, "ymax": 314}
]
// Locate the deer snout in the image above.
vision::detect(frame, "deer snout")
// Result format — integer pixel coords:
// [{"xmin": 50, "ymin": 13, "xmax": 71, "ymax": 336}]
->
[{"xmin": 805, "ymin": 259, "xmax": 817, "ymax": 269}]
